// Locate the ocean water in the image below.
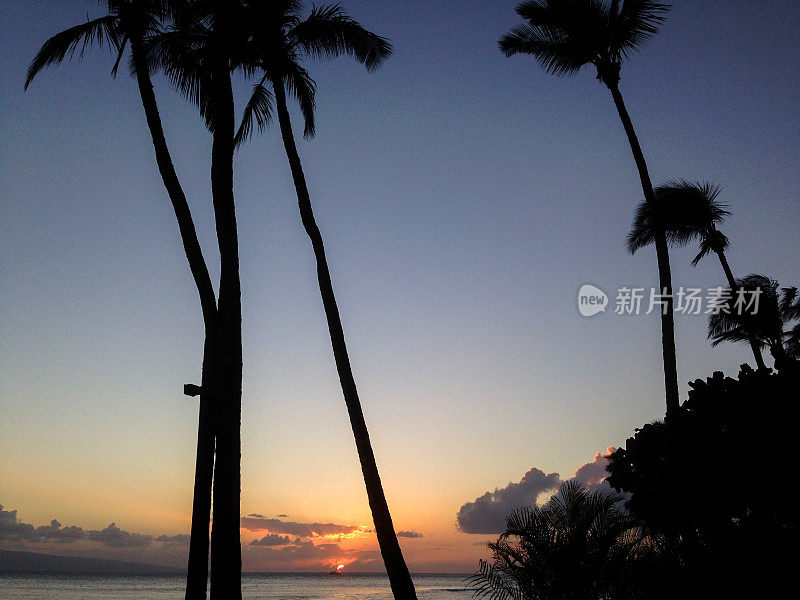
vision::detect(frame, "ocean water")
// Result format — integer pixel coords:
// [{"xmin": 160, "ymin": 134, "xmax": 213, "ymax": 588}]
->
[{"xmin": 0, "ymin": 573, "xmax": 473, "ymax": 600}]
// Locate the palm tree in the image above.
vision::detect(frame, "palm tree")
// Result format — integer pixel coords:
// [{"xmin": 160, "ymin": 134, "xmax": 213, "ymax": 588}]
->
[
  {"xmin": 708, "ymin": 275, "xmax": 799, "ymax": 369},
  {"xmin": 779, "ymin": 287, "xmax": 800, "ymax": 358},
  {"xmin": 469, "ymin": 481, "xmax": 658, "ymax": 600},
  {"xmin": 232, "ymin": 3, "xmax": 415, "ymax": 597},
  {"xmin": 626, "ymin": 180, "xmax": 767, "ymax": 370},
  {"xmin": 169, "ymin": 2, "xmax": 244, "ymax": 597},
  {"xmin": 498, "ymin": 0, "xmax": 680, "ymax": 419},
  {"xmin": 25, "ymin": 2, "xmax": 218, "ymax": 598}
]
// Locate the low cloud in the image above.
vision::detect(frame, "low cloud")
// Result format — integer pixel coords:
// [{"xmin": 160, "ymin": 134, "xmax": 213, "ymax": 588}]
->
[
  {"xmin": 86, "ymin": 523, "xmax": 153, "ymax": 548},
  {"xmin": 250, "ymin": 534, "xmax": 293, "ymax": 547},
  {"xmin": 243, "ymin": 538, "xmax": 383, "ymax": 571},
  {"xmin": 240, "ymin": 516, "xmax": 364, "ymax": 539},
  {"xmin": 1, "ymin": 503, "xmax": 193, "ymax": 550},
  {"xmin": 156, "ymin": 534, "xmax": 190, "ymax": 546},
  {"xmin": 396, "ymin": 530, "xmax": 423, "ymax": 538},
  {"xmin": 1, "ymin": 506, "xmax": 85, "ymax": 544},
  {"xmin": 456, "ymin": 448, "xmax": 615, "ymax": 534},
  {"xmin": 456, "ymin": 468, "xmax": 560, "ymax": 534}
]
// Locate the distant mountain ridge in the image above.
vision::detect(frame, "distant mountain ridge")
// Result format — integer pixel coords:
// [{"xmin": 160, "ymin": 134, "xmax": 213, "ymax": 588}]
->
[{"xmin": 0, "ymin": 549, "xmax": 182, "ymax": 574}]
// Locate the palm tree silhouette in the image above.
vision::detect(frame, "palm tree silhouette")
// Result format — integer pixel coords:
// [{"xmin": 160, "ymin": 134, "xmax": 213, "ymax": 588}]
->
[
  {"xmin": 469, "ymin": 481, "xmax": 656, "ymax": 600},
  {"xmin": 168, "ymin": 3, "xmax": 243, "ymax": 597},
  {"xmin": 25, "ymin": 2, "xmax": 218, "ymax": 597},
  {"xmin": 141, "ymin": 1, "xmax": 249, "ymax": 595},
  {"xmin": 232, "ymin": 3, "xmax": 415, "ymax": 597},
  {"xmin": 708, "ymin": 274, "xmax": 799, "ymax": 369},
  {"xmin": 626, "ymin": 180, "xmax": 767, "ymax": 370},
  {"xmin": 498, "ymin": 0, "xmax": 680, "ymax": 418}
]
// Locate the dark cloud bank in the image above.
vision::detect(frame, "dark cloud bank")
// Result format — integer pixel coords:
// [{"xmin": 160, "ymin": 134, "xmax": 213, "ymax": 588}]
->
[
  {"xmin": 0, "ymin": 506, "xmax": 163, "ymax": 549},
  {"xmin": 456, "ymin": 448, "xmax": 615, "ymax": 534},
  {"xmin": 240, "ymin": 515, "xmax": 368, "ymax": 538}
]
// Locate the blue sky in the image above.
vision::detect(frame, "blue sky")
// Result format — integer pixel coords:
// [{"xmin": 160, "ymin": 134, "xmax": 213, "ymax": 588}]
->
[{"xmin": 1, "ymin": 0, "xmax": 798, "ymax": 571}]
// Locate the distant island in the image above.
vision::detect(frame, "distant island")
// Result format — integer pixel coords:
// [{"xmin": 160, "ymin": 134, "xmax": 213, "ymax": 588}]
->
[{"xmin": 0, "ymin": 549, "xmax": 182, "ymax": 575}]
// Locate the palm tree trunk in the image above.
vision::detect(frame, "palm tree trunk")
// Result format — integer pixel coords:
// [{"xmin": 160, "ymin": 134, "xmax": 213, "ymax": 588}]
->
[
  {"xmin": 272, "ymin": 80, "xmax": 417, "ymax": 600},
  {"xmin": 130, "ymin": 40, "xmax": 217, "ymax": 600},
  {"xmin": 207, "ymin": 24, "xmax": 242, "ymax": 600},
  {"xmin": 606, "ymin": 81, "xmax": 680, "ymax": 420},
  {"xmin": 714, "ymin": 249, "xmax": 766, "ymax": 370}
]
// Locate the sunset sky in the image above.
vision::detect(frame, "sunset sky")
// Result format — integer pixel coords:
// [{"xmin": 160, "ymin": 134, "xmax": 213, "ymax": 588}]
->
[{"xmin": 1, "ymin": 0, "xmax": 798, "ymax": 573}]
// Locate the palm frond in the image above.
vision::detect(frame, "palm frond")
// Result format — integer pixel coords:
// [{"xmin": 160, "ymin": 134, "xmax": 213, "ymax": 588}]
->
[
  {"xmin": 610, "ymin": 0, "xmax": 669, "ymax": 60},
  {"xmin": 144, "ymin": 25, "xmax": 214, "ymax": 129},
  {"xmin": 283, "ymin": 61, "xmax": 317, "ymax": 138},
  {"xmin": 627, "ymin": 180, "xmax": 730, "ymax": 255},
  {"xmin": 110, "ymin": 34, "xmax": 129, "ymax": 78},
  {"xmin": 498, "ymin": 22, "xmax": 594, "ymax": 76},
  {"xmin": 468, "ymin": 559, "xmax": 522, "ymax": 600},
  {"xmin": 291, "ymin": 3, "xmax": 392, "ymax": 71},
  {"xmin": 779, "ymin": 287, "xmax": 800, "ymax": 321},
  {"xmin": 691, "ymin": 229, "xmax": 729, "ymax": 266},
  {"xmin": 500, "ymin": 0, "xmax": 668, "ymax": 76},
  {"xmin": 25, "ymin": 14, "xmax": 120, "ymax": 89},
  {"xmin": 784, "ymin": 321, "xmax": 800, "ymax": 359},
  {"xmin": 707, "ymin": 275, "xmax": 783, "ymax": 349},
  {"xmin": 234, "ymin": 80, "xmax": 273, "ymax": 149}
]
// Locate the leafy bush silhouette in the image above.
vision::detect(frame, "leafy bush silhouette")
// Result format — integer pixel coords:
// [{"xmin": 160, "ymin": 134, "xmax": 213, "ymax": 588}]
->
[
  {"xmin": 607, "ymin": 365, "xmax": 800, "ymax": 597},
  {"xmin": 469, "ymin": 481, "xmax": 668, "ymax": 600}
]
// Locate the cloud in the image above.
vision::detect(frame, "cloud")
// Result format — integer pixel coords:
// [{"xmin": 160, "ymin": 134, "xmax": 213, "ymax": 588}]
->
[
  {"xmin": 1, "ymin": 506, "xmax": 85, "ymax": 544},
  {"xmin": 456, "ymin": 448, "xmax": 615, "ymax": 534},
  {"xmin": 571, "ymin": 447, "xmax": 615, "ymax": 491},
  {"xmin": 36, "ymin": 519, "xmax": 85, "ymax": 543},
  {"xmin": 240, "ymin": 516, "xmax": 363, "ymax": 539},
  {"xmin": 0, "ymin": 505, "xmax": 37, "ymax": 541},
  {"xmin": 86, "ymin": 523, "xmax": 153, "ymax": 548},
  {"xmin": 396, "ymin": 530, "xmax": 423, "ymax": 538},
  {"xmin": 243, "ymin": 538, "xmax": 384, "ymax": 572},
  {"xmin": 456, "ymin": 467, "xmax": 561, "ymax": 534},
  {"xmin": 155, "ymin": 534, "xmax": 190, "ymax": 546},
  {"xmin": 250, "ymin": 534, "xmax": 293, "ymax": 547}
]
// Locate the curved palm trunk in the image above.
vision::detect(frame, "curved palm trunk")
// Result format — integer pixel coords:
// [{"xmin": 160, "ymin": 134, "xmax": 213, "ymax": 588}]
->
[
  {"xmin": 272, "ymin": 80, "xmax": 417, "ymax": 600},
  {"xmin": 714, "ymin": 249, "xmax": 766, "ymax": 370},
  {"xmin": 207, "ymin": 22, "xmax": 243, "ymax": 600},
  {"xmin": 130, "ymin": 40, "xmax": 218, "ymax": 600},
  {"xmin": 606, "ymin": 81, "xmax": 680, "ymax": 420}
]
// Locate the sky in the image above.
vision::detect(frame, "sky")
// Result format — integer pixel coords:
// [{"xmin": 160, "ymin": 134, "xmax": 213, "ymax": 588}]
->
[{"xmin": 1, "ymin": 0, "xmax": 798, "ymax": 573}]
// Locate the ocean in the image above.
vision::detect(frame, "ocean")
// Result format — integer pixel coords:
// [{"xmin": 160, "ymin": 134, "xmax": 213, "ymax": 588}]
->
[{"xmin": 0, "ymin": 573, "xmax": 474, "ymax": 600}]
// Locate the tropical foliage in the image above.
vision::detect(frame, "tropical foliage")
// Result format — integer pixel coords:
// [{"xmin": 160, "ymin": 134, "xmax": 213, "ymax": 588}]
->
[
  {"xmin": 607, "ymin": 365, "xmax": 800, "ymax": 597},
  {"xmin": 469, "ymin": 481, "xmax": 664, "ymax": 600},
  {"xmin": 708, "ymin": 274, "xmax": 800, "ymax": 366}
]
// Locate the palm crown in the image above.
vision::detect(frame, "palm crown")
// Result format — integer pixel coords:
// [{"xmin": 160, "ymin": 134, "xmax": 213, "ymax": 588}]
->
[
  {"xmin": 233, "ymin": 0, "xmax": 391, "ymax": 142},
  {"xmin": 709, "ymin": 275, "xmax": 799, "ymax": 360},
  {"xmin": 626, "ymin": 180, "xmax": 730, "ymax": 257},
  {"xmin": 498, "ymin": 0, "xmax": 669, "ymax": 84},
  {"xmin": 25, "ymin": 0, "xmax": 172, "ymax": 89}
]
